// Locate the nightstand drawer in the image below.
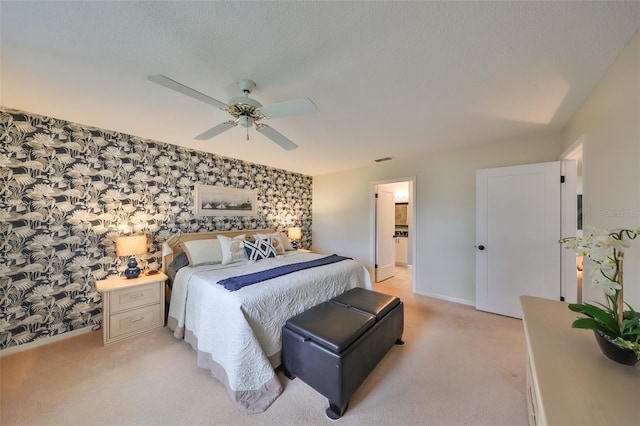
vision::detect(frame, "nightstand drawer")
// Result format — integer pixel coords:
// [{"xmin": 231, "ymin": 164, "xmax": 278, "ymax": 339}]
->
[
  {"xmin": 109, "ymin": 282, "xmax": 160, "ymax": 313},
  {"xmin": 109, "ymin": 304, "xmax": 162, "ymax": 340}
]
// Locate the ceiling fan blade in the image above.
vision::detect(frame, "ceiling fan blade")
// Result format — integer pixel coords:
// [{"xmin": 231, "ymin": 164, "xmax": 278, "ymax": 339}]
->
[
  {"xmin": 258, "ymin": 98, "xmax": 317, "ymax": 119},
  {"xmin": 194, "ymin": 120, "xmax": 238, "ymax": 140},
  {"xmin": 255, "ymin": 124, "xmax": 298, "ymax": 151},
  {"xmin": 148, "ymin": 74, "xmax": 228, "ymax": 110}
]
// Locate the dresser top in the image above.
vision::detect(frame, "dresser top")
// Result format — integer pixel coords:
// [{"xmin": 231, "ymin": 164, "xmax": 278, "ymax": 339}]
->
[{"xmin": 520, "ymin": 296, "xmax": 639, "ymax": 426}]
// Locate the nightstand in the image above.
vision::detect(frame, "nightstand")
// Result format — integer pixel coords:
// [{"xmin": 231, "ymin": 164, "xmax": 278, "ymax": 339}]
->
[
  {"xmin": 297, "ymin": 248, "xmax": 312, "ymax": 253},
  {"xmin": 96, "ymin": 272, "xmax": 167, "ymax": 345}
]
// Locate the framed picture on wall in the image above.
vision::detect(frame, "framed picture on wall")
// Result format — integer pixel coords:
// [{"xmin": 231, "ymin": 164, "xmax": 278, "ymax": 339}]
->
[{"xmin": 194, "ymin": 185, "xmax": 257, "ymax": 216}]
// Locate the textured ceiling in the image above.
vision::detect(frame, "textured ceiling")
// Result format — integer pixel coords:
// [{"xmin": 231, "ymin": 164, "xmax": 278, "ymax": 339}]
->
[{"xmin": 1, "ymin": 1, "xmax": 638, "ymax": 176}]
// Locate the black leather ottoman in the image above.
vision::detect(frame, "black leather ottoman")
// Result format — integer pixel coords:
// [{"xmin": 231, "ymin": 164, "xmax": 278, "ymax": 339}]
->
[{"xmin": 281, "ymin": 288, "xmax": 404, "ymax": 419}]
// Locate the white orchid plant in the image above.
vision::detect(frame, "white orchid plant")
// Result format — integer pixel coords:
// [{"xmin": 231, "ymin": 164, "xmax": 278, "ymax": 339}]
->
[{"xmin": 560, "ymin": 226, "xmax": 640, "ymax": 360}]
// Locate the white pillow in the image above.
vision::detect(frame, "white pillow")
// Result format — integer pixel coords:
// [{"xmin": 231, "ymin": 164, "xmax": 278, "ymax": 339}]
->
[
  {"xmin": 180, "ymin": 239, "xmax": 223, "ymax": 266},
  {"xmin": 255, "ymin": 232, "xmax": 285, "ymax": 255},
  {"xmin": 279, "ymin": 232, "xmax": 295, "ymax": 251},
  {"xmin": 217, "ymin": 234, "xmax": 247, "ymax": 265}
]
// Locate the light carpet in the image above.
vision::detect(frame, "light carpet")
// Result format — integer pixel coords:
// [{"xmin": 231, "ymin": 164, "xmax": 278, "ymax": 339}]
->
[{"xmin": 1, "ymin": 276, "xmax": 528, "ymax": 426}]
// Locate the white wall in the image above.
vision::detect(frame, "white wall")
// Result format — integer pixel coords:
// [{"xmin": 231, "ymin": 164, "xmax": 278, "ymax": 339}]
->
[
  {"xmin": 561, "ymin": 30, "xmax": 640, "ymax": 308},
  {"xmin": 313, "ymin": 135, "xmax": 561, "ymax": 304}
]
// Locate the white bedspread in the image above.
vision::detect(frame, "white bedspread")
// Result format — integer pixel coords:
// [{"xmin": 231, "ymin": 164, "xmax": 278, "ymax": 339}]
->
[{"xmin": 167, "ymin": 251, "xmax": 371, "ymax": 413}]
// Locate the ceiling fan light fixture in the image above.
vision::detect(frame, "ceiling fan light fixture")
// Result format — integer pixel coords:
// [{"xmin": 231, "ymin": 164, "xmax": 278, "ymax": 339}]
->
[{"xmin": 238, "ymin": 115, "xmax": 252, "ymax": 128}]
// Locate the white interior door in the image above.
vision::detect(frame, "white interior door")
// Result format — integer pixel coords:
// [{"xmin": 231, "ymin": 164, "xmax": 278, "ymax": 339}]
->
[
  {"xmin": 561, "ymin": 159, "xmax": 578, "ymax": 303},
  {"xmin": 375, "ymin": 188, "xmax": 395, "ymax": 282},
  {"xmin": 476, "ymin": 161, "xmax": 561, "ymax": 318}
]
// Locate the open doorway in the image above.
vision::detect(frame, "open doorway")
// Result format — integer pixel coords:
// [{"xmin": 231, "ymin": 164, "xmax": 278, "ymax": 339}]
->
[
  {"xmin": 370, "ymin": 177, "xmax": 416, "ymax": 292},
  {"xmin": 561, "ymin": 136, "xmax": 585, "ymax": 304}
]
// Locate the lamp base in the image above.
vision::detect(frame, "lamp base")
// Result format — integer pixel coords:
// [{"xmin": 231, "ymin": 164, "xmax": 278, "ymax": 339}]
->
[{"xmin": 124, "ymin": 257, "xmax": 141, "ymax": 279}]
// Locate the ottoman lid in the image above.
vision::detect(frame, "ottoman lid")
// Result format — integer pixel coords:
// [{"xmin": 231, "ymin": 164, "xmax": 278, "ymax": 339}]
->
[
  {"xmin": 285, "ymin": 301, "xmax": 375, "ymax": 354},
  {"xmin": 331, "ymin": 288, "xmax": 400, "ymax": 320}
]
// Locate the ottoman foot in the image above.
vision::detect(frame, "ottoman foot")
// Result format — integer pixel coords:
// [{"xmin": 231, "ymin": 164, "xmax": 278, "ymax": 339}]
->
[
  {"xmin": 326, "ymin": 401, "xmax": 349, "ymax": 420},
  {"xmin": 395, "ymin": 339, "xmax": 405, "ymax": 346}
]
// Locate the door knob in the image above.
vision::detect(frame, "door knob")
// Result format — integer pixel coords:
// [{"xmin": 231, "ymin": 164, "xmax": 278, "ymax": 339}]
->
[{"xmin": 477, "ymin": 245, "xmax": 485, "ymax": 251}]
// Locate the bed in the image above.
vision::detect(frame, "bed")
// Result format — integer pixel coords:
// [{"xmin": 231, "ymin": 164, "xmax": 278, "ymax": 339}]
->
[{"xmin": 162, "ymin": 229, "xmax": 372, "ymax": 413}]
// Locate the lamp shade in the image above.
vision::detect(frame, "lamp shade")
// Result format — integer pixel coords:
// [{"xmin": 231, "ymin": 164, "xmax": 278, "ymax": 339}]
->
[
  {"xmin": 115, "ymin": 235, "xmax": 148, "ymax": 257},
  {"xmin": 287, "ymin": 227, "xmax": 302, "ymax": 240}
]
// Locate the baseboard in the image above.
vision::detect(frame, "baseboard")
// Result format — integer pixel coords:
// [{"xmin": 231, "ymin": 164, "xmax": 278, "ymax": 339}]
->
[
  {"xmin": 413, "ymin": 290, "xmax": 475, "ymax": 307},
  {"xmin": 0, "ymin": 326, "xmax": 96, "ymax": 358}
]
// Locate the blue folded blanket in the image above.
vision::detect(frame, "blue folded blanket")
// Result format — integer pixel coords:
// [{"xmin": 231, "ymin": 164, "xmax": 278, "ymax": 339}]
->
[{"xmin": 218, "ymin": 254, "xmax": 352, "ymax": 291}]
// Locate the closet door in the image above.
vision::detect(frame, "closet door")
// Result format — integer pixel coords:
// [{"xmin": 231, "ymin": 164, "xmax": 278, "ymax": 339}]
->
[{"xmin": 476, "ymin": 161, "xmax": 562, "ymax": 318}]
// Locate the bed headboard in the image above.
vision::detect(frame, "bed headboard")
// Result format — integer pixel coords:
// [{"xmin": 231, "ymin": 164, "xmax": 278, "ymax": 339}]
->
[{"xmin": 161, "ymin": 228, "xmax": 276, "ymax": 272}]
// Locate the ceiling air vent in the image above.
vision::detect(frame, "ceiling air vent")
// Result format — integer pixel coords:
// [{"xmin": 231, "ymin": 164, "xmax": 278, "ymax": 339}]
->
[{"xmin": 374, "ymin": 157, "xmax": 394, "ymax": 163}]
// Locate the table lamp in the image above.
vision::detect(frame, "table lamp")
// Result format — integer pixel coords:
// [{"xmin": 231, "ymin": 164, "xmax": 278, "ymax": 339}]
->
[
  {"xmin": 116, "ymin": 235, "xmax": 147, "ymax": 279},
  {"xmin": 288, "ymin": 227, "xmax": 302, "ymax": 249}
]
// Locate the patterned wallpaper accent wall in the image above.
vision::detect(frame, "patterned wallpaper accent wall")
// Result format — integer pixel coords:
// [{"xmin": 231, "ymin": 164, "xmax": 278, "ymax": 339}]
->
[{"xmin": 0, "ymin": 107, "xmax": 312, "ymax": 350}]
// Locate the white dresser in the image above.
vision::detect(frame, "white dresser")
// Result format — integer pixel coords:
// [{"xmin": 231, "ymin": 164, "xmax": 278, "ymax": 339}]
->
[
  {"xmin": 96, "ymin": 273, "xmax": 167, "ymax": 345},
  {"xmin": 520, "ymin": 296, "xmax": 639, "ymax": 426}
]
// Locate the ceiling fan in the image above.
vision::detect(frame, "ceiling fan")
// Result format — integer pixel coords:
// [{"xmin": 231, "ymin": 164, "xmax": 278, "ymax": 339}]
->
[{"xmin": 147, "ymin": 74, "xmax": 317, "ymax": 150}]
